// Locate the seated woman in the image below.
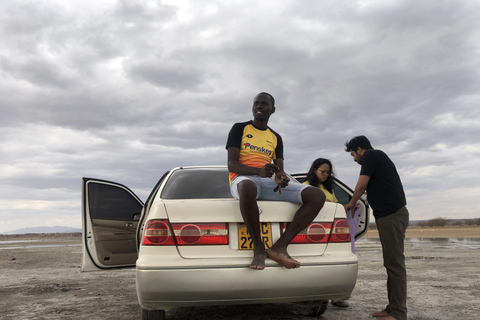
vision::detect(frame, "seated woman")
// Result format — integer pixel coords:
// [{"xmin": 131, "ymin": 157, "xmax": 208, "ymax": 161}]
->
[
  {"xmin": 303, "ymin": 158, "xmax": 337, "ymax": 203},
  {"xmin": 303, "ymin": 158, "xmax": 350, "ymax": 308}
]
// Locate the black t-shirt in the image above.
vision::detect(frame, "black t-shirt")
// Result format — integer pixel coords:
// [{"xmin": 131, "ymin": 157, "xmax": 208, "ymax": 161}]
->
[{"xmin": 360, "ymin": 149, "xmax": 406, "ymax": 218}]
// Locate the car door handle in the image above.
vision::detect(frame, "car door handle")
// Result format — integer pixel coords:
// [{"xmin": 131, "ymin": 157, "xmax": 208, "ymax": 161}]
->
[{"xmin": 125, "ymin": 222, "xmax": 133, "ymax": 227}]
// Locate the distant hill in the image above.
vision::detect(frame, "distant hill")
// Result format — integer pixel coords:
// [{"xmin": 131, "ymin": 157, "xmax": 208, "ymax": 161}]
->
[{"xmin": 1, "ymin": 226, "xmax": 82, "ymax": 235}]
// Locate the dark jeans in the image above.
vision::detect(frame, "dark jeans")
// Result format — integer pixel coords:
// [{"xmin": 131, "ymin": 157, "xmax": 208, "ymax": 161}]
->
[{"xmin": 376, "ymin": 206, "xmax": 409, "ymax": 320}]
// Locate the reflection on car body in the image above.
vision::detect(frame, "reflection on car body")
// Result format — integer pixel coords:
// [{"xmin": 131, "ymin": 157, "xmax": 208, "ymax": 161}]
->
[{"xmin": 81, "ymin": 166, "xmax": 369, "ymax": 319}]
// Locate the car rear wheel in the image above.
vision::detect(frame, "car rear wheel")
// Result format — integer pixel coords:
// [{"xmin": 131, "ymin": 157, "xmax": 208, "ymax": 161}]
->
[
  {"xmin": 141, "ymin": 308, "xmax": 165, "ymax": 320},
  {"xmin": 297, "ymin": 300, "xmax": 328, "ymax": 316},
  {"xmin": 311, "ymin": 301, "xmax": 328, "ymax": 316}
]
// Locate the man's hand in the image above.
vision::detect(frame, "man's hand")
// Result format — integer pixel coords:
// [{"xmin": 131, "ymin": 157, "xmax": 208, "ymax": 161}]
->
[
  {"xmin": 259, "ymin": 163, "xmax": 280, "ymax": 178},
  {"xmin": 344, "ymin": 202, "xmax": 359, "ymax": 218},
  {"xmin": 344, "ymin": 202, "xmax": 356, "ymax": 215},
  {"xmin": 275, "ymin": 171, "xmax": 290, "ymax": 188}
]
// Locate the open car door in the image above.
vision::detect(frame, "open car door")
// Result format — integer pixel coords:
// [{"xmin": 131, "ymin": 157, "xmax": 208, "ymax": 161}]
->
[
  {"xmin": 81, "ymin": 178, "xmax": 143, "ymax": 271},
  {"xmin": 291, "ymin": 174, "xmax": 369, "ymax": 240}
]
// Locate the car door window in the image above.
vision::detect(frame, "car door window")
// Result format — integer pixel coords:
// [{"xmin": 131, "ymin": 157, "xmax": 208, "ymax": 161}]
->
[
  {"xmin": 332, "ymin": 184, "xmax": 351, "ymax": 205},
  {"xmin": 88, "ymin": 182, "xmax": 143, "ymax": 221}
]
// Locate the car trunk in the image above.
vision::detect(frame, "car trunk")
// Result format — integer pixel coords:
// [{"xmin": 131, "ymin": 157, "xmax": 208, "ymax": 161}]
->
[{"xmin": 162, "ymin": 199, "xmax": 340, "ymax": 259}]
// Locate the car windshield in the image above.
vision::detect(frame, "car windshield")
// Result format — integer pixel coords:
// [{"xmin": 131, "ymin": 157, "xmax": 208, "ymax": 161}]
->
[{"xmin": 160, "ymin": 168, "xmax": 233, "ymax": 199}]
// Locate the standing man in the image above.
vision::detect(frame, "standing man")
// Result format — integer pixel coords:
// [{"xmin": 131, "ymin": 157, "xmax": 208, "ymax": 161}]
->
[
  {"xmin": 226, "ymin": 92, "xmax": 325, "ymax": 270},
  {"xmin": 344, "ymin": 135, "xmax": 409, "ymax": 320}
]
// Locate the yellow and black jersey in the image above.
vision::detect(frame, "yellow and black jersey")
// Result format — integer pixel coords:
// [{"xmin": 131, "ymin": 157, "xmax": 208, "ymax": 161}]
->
[{"xmin": 226, "ymin": 121, "xmax": 284, "ymax": 184}]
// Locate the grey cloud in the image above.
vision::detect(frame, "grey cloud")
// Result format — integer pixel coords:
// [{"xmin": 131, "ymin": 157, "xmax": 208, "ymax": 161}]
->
[
  {"xmin": 113, "ymin": 0, "xmax": 176, "ymax": 25},
  {"xmin": 125, "ymin": 60, "xmax": 204, "ymax": 90},
  {"xmin": 0, "ymin": 57, "xmax": 76, "ymax": 89},
  {"xmin": 0, "ymin": 1, "xmax": 66, "ymax": 36},
  {"xmin": 1, "ymin": 0, "xmax": 480, "ymax": 232}
]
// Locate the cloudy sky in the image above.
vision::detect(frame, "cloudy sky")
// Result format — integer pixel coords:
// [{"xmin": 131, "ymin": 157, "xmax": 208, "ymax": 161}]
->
[{"xmin": 1, "ymin": 0, "xmax": 479, "ymax": 233}]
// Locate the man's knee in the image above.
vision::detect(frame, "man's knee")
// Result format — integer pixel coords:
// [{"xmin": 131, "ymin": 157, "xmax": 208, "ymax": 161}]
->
[
  {"xmin": 301, "ymin": 186, "xmax": 326, "ymax": 207},
  {"xmin": 237, "ymin": 180, "xmax": 258, "ymax": 199}
]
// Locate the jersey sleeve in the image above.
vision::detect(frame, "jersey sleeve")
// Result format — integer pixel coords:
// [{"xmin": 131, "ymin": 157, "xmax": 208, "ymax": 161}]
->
[
  {"xmin": 272, "ymin": 129, "xmax": 284, "ymax": 160},
  {"xmin": 225, "ymin": 122, "xmax": 245, "ymax": 150}
]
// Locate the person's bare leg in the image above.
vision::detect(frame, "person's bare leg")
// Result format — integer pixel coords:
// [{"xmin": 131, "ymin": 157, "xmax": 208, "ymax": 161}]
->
[
  {"xmin": 267, "ymin": 187, "xmax": 325, "ymax": 268},
  {"xmin": 238, "ymin": 180, "xmax": 265, "ymax": 270},
  {"xmin": 266, "ymin": 247, "xmax": 300, "ymax": 269}
]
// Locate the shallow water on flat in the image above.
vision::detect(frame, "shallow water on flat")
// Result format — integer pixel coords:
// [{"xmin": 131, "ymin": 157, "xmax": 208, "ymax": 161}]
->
[{"xmin": 358, "ymin": 237, "xmax": 480, "ymax": 249}]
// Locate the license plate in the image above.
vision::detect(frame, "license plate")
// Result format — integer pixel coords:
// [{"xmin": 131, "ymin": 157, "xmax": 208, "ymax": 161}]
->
[{"xmin": 238, "ymin": 223, "xmax": 273, "ymax": 250}]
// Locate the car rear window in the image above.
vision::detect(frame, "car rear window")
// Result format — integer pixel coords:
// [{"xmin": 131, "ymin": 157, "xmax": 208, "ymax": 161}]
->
[{"xmin": 160, "ymin": 168, "xmax": 233, "ymax": 199}]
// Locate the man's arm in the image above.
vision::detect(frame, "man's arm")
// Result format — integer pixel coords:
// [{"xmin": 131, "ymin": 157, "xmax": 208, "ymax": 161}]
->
[
  {"xmin": 344, "ymin": 175, "xmax": 370, "ymax": 213},
  {"xmin": 227, "ymin": 147, "xmax": 279, "ymax": 177},
  {"xmin": 272, "ymin": 158, "xmax": 284, "ymax": 172},
  {"xmin": 273, "ymin": 158, "xmax": 289, "ymax": 187}
]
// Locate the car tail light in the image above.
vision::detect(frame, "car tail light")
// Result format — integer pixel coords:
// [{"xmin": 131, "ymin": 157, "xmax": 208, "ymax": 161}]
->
[
  {"xmin": 281, "ymin": 218, "xmax": 351, "ymax": 244},
  {"xmin": 142, "ymin": 220, "xmax": 228, "ymax": 246},
  {"xmin": 329, "ymin": 219, "xmax": 351, "ymax": 243},
  {"xmin": 281, "ymin": 222, "xmax": 332, "ymax": 244},
  {"xmin": 171, "ymin": 223, "xmax": 228, "ymax": 245},
  {"xmin": 143, "ymin": 220, "xmax": 175, "ymax": 245}
]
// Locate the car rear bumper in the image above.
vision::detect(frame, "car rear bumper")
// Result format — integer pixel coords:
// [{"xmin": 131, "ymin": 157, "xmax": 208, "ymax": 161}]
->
[{"xmin": 136, "ymin": 262, "xmax": 358, "ymax": 309}]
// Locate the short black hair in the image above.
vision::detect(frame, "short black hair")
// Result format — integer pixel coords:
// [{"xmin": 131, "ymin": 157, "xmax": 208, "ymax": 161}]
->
[
  {"xmin": 257, "ymin": 92, "xmax": 275, "ymax": 107},
  {"xmin": 345, "ymin": 135, "xmax": 373, "ymax": 152}
]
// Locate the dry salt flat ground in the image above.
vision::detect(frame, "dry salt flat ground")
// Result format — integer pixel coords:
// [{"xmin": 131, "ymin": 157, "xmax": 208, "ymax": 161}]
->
[{"xmin": 0, "ymin": 228, "xmax": 479, "ymax": 320}]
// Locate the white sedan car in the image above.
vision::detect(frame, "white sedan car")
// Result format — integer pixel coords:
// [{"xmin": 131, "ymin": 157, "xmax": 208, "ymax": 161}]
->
[{"xmin": 82, "ymin": 166, "xmax": 369, "ymax": 319}]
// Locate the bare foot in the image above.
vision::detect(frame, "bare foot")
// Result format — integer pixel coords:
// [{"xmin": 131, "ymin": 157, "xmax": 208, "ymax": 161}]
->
[
  {"xmin": 250, "ymin": 252, "xmax": 266, "ymax": 270},
  {"xmin": 372, "ymin": 310, "xmax": 389, "ymax": 317},
  {"xmin": 266, "ymin": 248, "xmax": 300, "ymax": 269}
]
